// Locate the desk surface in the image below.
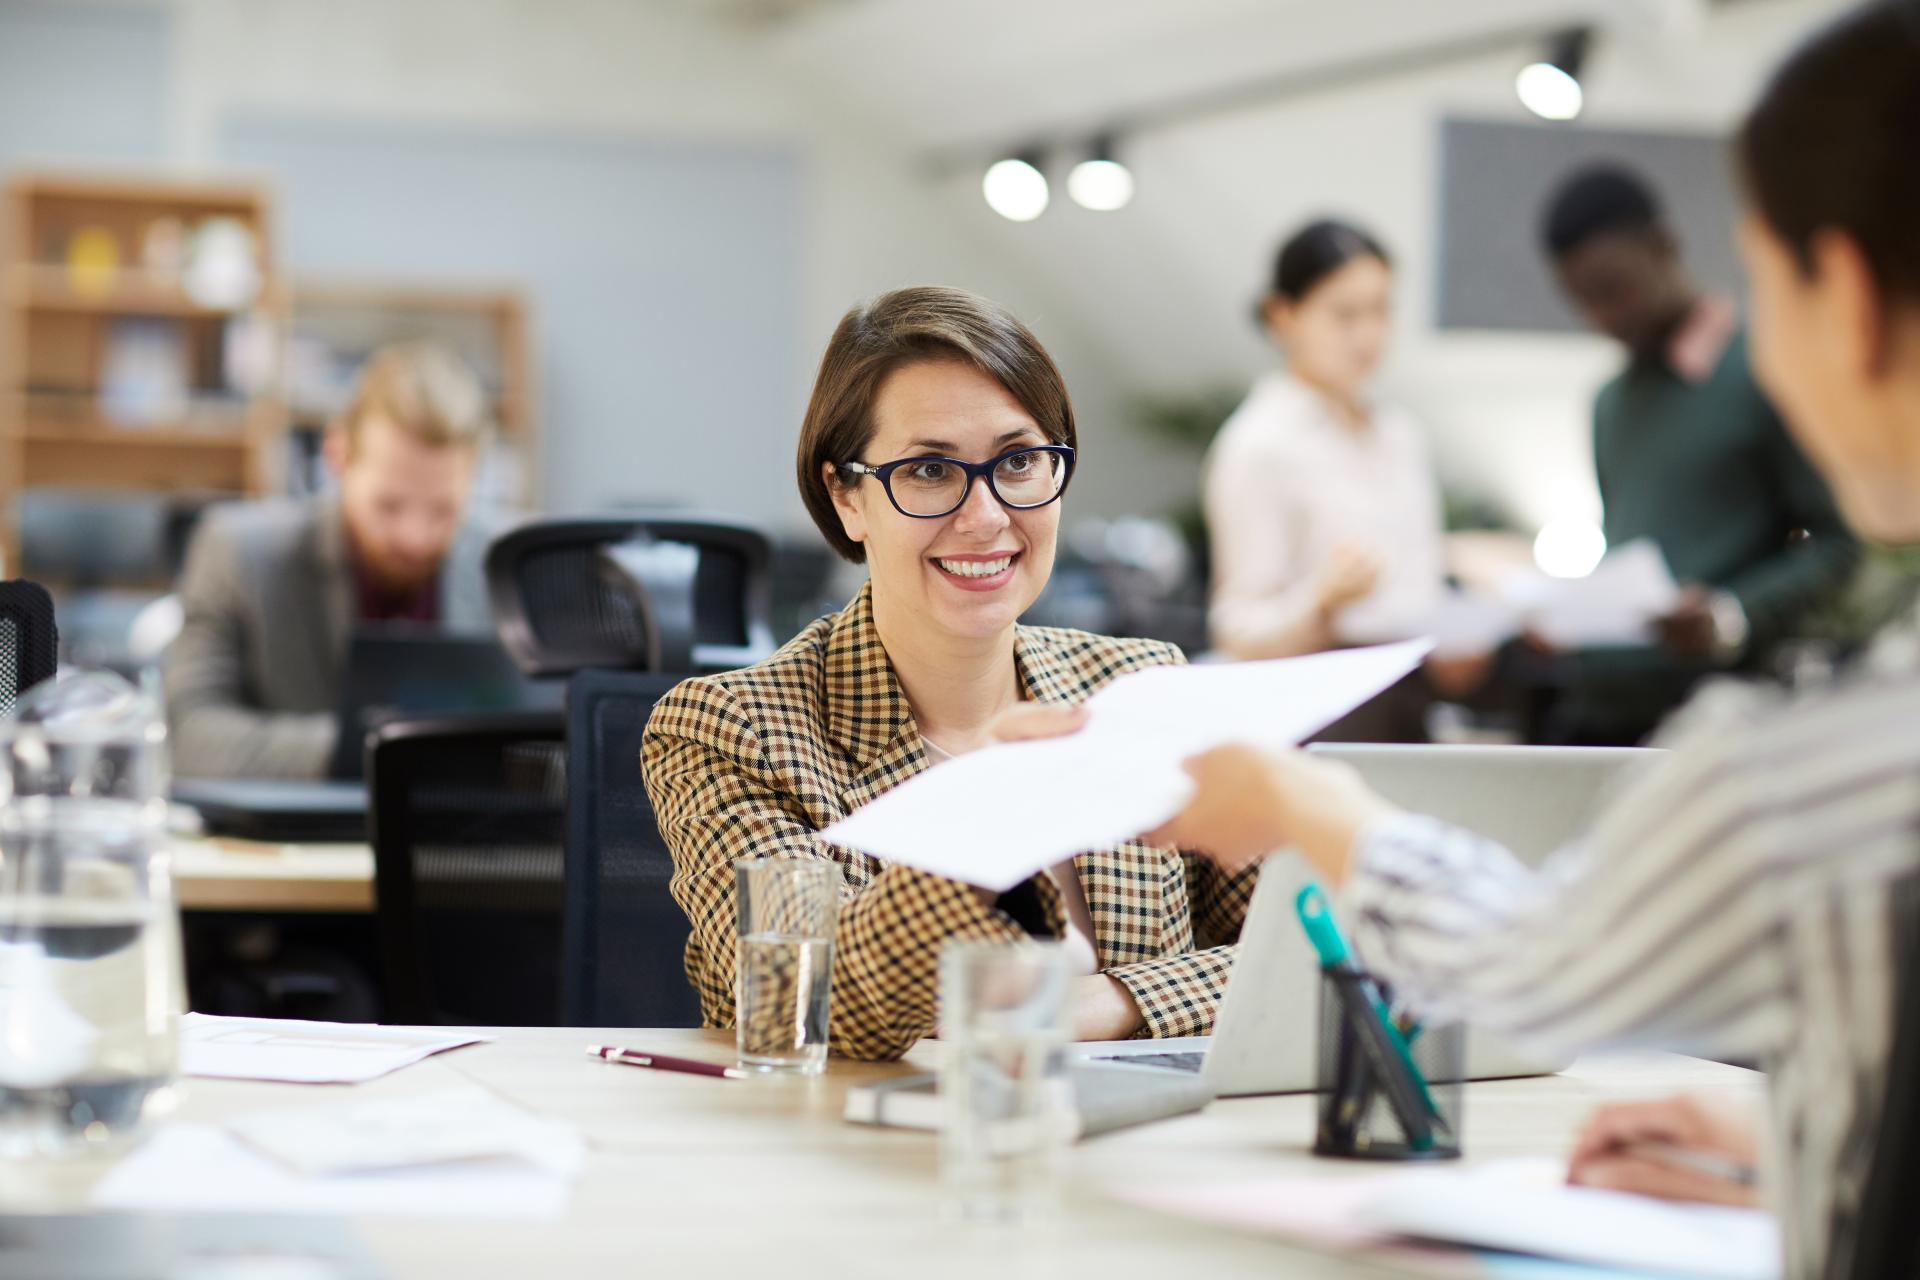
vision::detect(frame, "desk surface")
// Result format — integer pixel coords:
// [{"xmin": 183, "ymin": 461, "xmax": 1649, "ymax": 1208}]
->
[
  {"xmin": 9, "ymin": 1026, "xmax": 1761, "ymax": 1279},
  {"xmin": 169, "ymin": 835, "xmax": 374, "ymax": 913}
]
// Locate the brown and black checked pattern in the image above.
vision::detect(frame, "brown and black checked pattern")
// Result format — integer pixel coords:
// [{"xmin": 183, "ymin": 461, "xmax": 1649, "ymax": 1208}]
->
[{"xmin": 641, "ymin": 582, "xmax": 1260, "ymax": 1061}]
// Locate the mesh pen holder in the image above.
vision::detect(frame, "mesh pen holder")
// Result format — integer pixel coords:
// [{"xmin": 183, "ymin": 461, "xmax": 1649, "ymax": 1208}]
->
[{"xmin": 1312, "ymin": 966, "xmax": 1464, "ymax": 1161}]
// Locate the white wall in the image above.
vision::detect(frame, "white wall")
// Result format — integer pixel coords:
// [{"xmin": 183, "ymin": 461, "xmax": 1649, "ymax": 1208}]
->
[
  {"xmin": 22, "ymin": 0, "xmax": 1855, "ymax": 540},
  {"xmin": 155, "ymin": 0, "xmax": 1176, "ymax": 533}
]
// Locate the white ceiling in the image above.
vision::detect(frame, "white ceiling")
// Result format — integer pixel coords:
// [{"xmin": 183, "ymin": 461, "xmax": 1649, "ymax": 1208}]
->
[{"xmin": 743, "ymin": 0, "xmax": 1704, "ymax": 152}]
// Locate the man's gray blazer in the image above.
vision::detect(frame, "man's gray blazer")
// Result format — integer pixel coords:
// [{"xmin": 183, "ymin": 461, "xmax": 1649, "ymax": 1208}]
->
[{"xmin": 162, "ymin": 496, "xmax": 496, "ymax": 780}]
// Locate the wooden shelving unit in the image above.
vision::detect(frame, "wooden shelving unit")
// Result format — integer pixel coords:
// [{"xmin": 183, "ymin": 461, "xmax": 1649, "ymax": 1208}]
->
[
  {"xmin": 287, "ymin": 282, "xmax": 537, "ymax": 509},
  {"xmin": 0, "ymin": 172, "xmax": 286, "ymax": 578}
]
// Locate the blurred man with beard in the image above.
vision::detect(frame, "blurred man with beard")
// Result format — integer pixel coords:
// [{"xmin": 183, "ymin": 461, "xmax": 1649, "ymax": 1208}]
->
[{"xmin": 165, "ymin": 343, "xmax": 496, "ymax": 778}]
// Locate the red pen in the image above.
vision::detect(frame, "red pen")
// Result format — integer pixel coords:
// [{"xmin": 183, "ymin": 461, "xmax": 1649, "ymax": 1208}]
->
[{"xmin": 586, "ymin": 1044, "xmax": 746, "ymax": 1080}]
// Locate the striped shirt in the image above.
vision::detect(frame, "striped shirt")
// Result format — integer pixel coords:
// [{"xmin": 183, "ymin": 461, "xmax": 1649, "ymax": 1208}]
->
[{"xmin": 1348, "ymin": 608, "xmax": 1920, "ymax": 1278}]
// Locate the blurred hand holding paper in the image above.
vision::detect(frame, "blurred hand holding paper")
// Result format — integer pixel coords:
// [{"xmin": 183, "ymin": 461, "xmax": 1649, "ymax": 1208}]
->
[
  {"xmin": 1510, "ymin": 538, "xmax": 1684, "ymax": 649},
  {"xmin": 819, "ymin": 639, "xmax": 1431, "ymax": 891},
  {"xmin": 1338, "ymin": 539, "xmax": 1683, "ymax": 657}
]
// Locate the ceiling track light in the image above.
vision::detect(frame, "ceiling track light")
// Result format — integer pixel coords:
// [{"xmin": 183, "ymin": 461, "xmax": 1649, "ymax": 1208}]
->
[
  {"xmin": 1067, "ymin": 134, "xmax": 1135, "ymax": 212},
  {"xmin": 982, "ymin": 149, "xmax": 1050, "ymax": 222},
  {"xmin": 1517, "ymin": 26, "xmax": 1592, "ymax": 121}
]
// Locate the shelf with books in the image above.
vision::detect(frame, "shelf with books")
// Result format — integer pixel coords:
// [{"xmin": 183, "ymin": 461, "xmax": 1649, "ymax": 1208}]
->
[{"xmin": 0, "ymin": 171, "xmax": 286, "ymax": 578}]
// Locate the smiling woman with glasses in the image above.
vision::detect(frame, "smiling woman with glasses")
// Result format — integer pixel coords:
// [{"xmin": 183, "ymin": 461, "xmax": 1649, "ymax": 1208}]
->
[{"xmin": 641, "ymin": 285, "xmax": 1258, "ymax": 1062}]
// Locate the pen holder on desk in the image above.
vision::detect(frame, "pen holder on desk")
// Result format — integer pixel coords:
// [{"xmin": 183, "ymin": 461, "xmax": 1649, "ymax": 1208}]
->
[{"xmin": 1312, "ymin": 966, "xmax": 1463, "ymax": 1162}]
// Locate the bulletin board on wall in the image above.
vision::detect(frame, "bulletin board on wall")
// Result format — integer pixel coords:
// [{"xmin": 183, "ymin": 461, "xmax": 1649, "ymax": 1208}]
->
[{"xmin": 1435, "ymin": 116, "xmax": 1743, "ymax": 334}]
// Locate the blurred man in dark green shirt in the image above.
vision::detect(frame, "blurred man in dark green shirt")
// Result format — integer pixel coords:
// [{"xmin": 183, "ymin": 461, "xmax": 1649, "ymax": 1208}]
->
[{"xmin": 1537, "ymin": 164, "xmax": 1858, "ymax": 743}]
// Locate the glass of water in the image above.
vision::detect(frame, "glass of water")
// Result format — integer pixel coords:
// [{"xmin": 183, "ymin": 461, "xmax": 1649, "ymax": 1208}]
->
[
  {"xmin": 939, "ymin": 940, "xmax": 1074, "ymax": 1223},
  {"xmin": 0, "ymin": 672, "xmax": 181, "ymax": 1158},
  {"xmin": 734, "ymin": 858, "xmax": 837, "ymax": 1074}
]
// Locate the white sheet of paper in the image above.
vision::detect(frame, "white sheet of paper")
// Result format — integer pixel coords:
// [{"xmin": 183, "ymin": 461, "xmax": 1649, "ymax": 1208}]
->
[
  {"xmin": 819, "ymin": 639, "xmax": 1431, "ymax": 891},
  {"xmin": 1357, "ymin": 1157, "xmax": 1778, "ymax": 1280},
  {"xmin": 226, "ymin": 1085, "xmax": 584, "ymax": 1178},
  {"xmin": 180, "ymin": 1013, "xmax": 492, "ymax": 1084},
  {"xmin": 92, "ymin": 1123, "xmax": 575, "ymax": 1220},
  {"xmin": 1513, "ymin": 539, "xmax": 1683, "ymax": 649},
  {"xmin": 1342, "ymin": 590, "xmax": 1524, "ymax": 659},
  {"xmin": 1112, "ymin": 1157, "xmax": 1777, "ymax": 1280}
]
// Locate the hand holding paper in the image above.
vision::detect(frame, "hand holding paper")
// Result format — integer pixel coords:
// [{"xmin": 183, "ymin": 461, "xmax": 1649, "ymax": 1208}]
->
[{"xmin": 818, "ymin": 639, "xmax": 1430, "ymax": 891}]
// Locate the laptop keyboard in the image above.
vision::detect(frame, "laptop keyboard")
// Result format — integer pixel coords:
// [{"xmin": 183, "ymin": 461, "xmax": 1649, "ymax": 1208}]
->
[{"xmin": 1098, "ymin": 1051, "xmax": 1208, "ymax": 1074}]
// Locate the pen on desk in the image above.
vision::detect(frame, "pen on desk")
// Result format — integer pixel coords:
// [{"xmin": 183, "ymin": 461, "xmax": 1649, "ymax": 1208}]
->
[
  {"xmin": 586, "ymin": 1045, "xmax": 746, "ymax": 1080},
  {"xmin": 1622, "ymin": 1140, "xmax": 1759, "ymax": 1188}
]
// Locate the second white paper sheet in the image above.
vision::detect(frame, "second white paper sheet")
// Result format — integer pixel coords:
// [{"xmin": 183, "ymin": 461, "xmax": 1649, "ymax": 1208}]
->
[{"xmin": 819, "ymin": 639, "xmax": 1430, "ymax": 891}]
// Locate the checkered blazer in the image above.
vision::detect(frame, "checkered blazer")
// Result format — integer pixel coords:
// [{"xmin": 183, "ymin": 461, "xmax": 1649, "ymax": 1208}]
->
[{"xmin": 642, "ymin": 582, "xmax": 1258, "ymax": 1061}]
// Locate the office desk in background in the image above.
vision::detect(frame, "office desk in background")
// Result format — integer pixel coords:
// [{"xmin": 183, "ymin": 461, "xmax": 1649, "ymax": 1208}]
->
[
  {"xmin": 8, "ymin": 1026, "xmax": 1763, "ymax": 1279},
  {"xmin": 170, "ymin": 835, "xmax": 374, "ymax": 913}
]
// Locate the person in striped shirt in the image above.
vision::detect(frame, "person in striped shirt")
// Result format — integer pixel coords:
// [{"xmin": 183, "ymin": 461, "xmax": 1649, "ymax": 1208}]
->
[{"xmin": 1000, "ymin": 5, "xmax": 1920, "ymax": 1276}]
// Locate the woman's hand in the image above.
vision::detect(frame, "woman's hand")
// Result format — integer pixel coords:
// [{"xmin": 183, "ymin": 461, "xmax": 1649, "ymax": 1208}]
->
[
  {"xmin": 1313, "ymin": 542, "xmax": 1383, "ymax": 620},
  {"xmin": 1143, "ymin": 747, "xmax": 1395, "ymax": 883},
  {"xmin": 1566, "ymin": 1093, "xmax": 1761, "ymax": 1208}
]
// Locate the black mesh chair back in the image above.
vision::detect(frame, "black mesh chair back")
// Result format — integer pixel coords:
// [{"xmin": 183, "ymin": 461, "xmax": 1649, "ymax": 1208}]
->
[
  {"xmin": 0, "ymin": 581, "xmax": 59, "ymax": 717},
  {"xmin": 562, "ymin": 669, "xmax": 701, "ymax": 1028},
  {"xmin": 367, "ymin": 712, "xmax": 568, "ymax": 1026},
  {"xmin": 487, "ymin": 517, "xmax": 775, "ymax": 677}
]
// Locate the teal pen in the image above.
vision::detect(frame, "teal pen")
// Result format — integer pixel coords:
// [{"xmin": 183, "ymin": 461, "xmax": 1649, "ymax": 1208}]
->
[{"xmin": 1295, "ymin": 885, "xmax": 1445, "ymax": 1143}]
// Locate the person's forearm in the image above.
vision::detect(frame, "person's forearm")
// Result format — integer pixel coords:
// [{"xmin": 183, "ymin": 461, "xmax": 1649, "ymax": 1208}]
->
[
  {"xmin": 1070, "ymin": 974, "xmax": 1145, "ymax": 1040},
  {"xmin": 1211, "ymin": 592, "xmax": 1338, "ymax": 660},
  {"xmin": 169, "ymin": 705, "xmax": 336, "ymax": 779},
  {"xmin": 1722, "ymin": 535, "xmax": 1860, "ymax": 645},
  {"xmin": 1344, "ymin": 805, "xmax": 1788, "ymax": 1064}
]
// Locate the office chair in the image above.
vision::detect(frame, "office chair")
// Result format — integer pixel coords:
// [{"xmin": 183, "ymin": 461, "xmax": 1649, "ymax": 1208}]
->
[
  {"xmin": 367, "ymin": 712, "xmax": 568, "ymax": 1026},
  {"xmin": 0, "ymin": 581, "xmax": 60, "ymax": 716},
  {"xmin": 486, "ymin": 515, "xmax": 775, "ymax": 677},
  {"xmin": 561, "ymin": 669, "xmax": 702, "ymax": 1027}
]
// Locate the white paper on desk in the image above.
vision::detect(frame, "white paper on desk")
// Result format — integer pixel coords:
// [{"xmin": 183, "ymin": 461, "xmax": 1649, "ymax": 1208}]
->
[
  {"xmin": 1511, "ymin": 539, "xmax": 1684, "ymax": 650},
  {"xmin": 93, "ymin": 1122, "xmax": 575, "ymax": 1220},
  {"xmin": 1113, "ymin": 1157, "xmax": 1778, "ymax": 1280},
  {"xmin": 181, "ymin": 1013, "xmax": 491, "ymax": 1084},
  {"xmin": 227, "ymin": 1085, "xmax": 584, "ymax": 1178},
  {"xmin": 820, "ymin": 639, "xmax": 1431, "ymax": 891},
  {"xmin": 1357, "ymin": 1157, "xmax": 1779, "ymax": 1280}
]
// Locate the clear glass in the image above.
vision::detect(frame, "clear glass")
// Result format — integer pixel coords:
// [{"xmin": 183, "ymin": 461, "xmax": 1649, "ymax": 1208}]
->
[
  {"xmin": 0, "ymin": 672, "xmax": 182, "ymax": 1158},
  {"xmin": 734, "ymin": 859, "xmax": 837, "ymax": 1075},
  {"xmin": 938, "ymin": 940, "xmax": 1074, "ymax": 1223}
]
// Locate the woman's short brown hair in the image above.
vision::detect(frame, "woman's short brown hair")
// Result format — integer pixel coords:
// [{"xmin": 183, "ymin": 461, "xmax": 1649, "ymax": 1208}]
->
[{"xmin": 796, "ymin": 286, "xmax": 1077, "ymax": 563}]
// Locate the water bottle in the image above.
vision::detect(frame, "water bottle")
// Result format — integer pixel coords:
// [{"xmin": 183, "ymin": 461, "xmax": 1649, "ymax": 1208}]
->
[{"xmin": 0, "ymin": 671, "xmax": 182, "ymax": 1157}]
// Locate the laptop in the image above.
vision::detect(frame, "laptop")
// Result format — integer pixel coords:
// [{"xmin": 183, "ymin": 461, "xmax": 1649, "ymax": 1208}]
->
[
  {"xmin": 325, "ymin": 630, "xmax": 565, "ymax": 780},
  {"xmin": 1087, "ymin": 744, "xmax": 1666, "ymax": 1097}
]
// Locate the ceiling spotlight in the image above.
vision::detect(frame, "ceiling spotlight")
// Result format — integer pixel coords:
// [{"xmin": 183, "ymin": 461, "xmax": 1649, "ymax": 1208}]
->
[
  {"xmin": 1516, "ymin": 27, "xmax": 1591, "ymax": 122},
  {"xmin": 1067, "ymin": 136, "xmax": 1134, "ymax": 212},
  {"xmin": 983, "ymin": 153, "xmax": 1049, "ymax": 222}
]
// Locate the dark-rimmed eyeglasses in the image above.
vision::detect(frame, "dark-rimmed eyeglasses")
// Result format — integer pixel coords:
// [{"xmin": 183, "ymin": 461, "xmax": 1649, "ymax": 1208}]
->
[{"xmin": 838, "ymin": 444, "xmax": 1075, "ymax": 519}]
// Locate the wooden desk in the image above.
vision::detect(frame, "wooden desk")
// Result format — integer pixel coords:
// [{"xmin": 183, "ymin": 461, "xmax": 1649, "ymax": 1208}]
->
[
  {"xmin": 169, "ymin": 835, "xmax": 374, "ymax": 913},
  {"xmin": 9, "ymin": 1027, "xmax": 1762, "ymax": 1278}
]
